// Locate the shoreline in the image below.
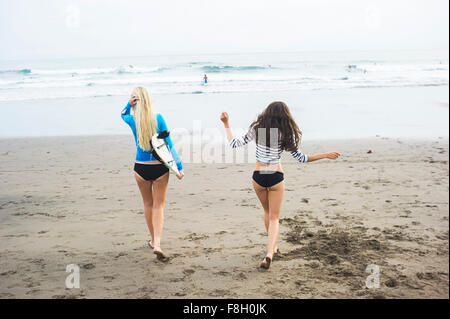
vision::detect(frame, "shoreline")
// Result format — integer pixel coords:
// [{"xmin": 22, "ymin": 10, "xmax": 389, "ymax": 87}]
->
[{"xmin": 1, "ymin": 86, "xmax": 448, "ymax": 139}]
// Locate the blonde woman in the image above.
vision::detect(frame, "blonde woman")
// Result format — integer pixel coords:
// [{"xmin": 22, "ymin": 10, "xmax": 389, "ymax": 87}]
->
[{"xmin": 121, "ymin": 87, "xmax": 184, "ymax": 260}]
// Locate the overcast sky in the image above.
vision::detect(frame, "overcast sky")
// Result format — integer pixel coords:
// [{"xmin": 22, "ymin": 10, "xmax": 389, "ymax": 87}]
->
[{"xmin": 0, "ymin": 0, "xmax": 448, "ymax": 60}]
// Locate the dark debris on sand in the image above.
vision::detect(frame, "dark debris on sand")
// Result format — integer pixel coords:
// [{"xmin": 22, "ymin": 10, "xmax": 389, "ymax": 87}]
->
[
  {"xmin": 277, "ymin": 215, "xmax": 443, "ymax": 297},
  {"xmin": 281, "ymin": 216, "xmax": 385, "ymax": 263}
]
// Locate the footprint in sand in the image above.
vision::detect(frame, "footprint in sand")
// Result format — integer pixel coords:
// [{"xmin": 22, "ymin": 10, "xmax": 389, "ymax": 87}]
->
[
  {"xmin": 82, "ymin": 263, "xmax": 95, "ymax": 270},
  {"xmin": 169, "ymin": 277, "xmax": 183, "ymax": 283},
  {"xmin": 233, "ymin": 272, "xmax": 247, "ymax": 280},
  {"xmin": 384, "ymin": 278, "xmax": 398, "ymax": 288},
  {"xmin": 103, "ymin": 275, "xmax": 115, "ymax": 282},
  {"xmin": 215, "ymin": 271, "xmax": 229, "ymax": 276},
  {"xmin": 183, "ymin": 233, "xmax": 209, "ymax": 241},
  {"xmin": 416, "ymin": 272, "xmax": 439, "ymax": 280},
  {"xmin": 174, "ymin": 292, "xmax": 187, "ymax": 296},
  {"xmin": 25, "ymin": 288, "xmax": 42, "ymax": 295},
  {"xmin": 113, "ymin": 242, "xmax": 125, "ymax": 246},
  {"xmin": 115, "ymin": 252, "xmax": 127, "ymax": 259},
  {"xmin": 0, "ymin": 270, "xmax": 17, "ymax": 276},
  {"xmin": 183, "ymin": 269, "xmax": 195, "ymax": 276}
]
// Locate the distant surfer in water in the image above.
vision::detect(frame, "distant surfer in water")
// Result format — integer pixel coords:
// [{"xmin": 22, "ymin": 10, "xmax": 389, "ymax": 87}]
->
[
  {"xmin": 220, "ymin": 102, "xmax": 340, "ymax": 269},
  {"xmin": 121, "ymin": 87, "xmax": 184, "ymax": 261},
  {"xmin": 203, "ymin": 74, "xmax": 208, "ymax": 85}
]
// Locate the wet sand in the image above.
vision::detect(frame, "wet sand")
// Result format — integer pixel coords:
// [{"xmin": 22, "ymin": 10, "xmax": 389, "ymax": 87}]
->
[{"xmin": 0, "ymin": 136, "xmax": 448, "ymax": 298}]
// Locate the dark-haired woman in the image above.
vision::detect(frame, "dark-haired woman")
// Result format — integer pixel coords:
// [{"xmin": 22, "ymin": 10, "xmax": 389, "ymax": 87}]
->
[{"xmin": 220, "ymin": 102, "xmax": 340, "ymax": 269}]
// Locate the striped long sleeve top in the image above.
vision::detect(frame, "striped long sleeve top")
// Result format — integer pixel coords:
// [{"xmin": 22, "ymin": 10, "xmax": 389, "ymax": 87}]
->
[{"xmin": 229, "ymin": 128, "xmax": 308, "ymax": 164}]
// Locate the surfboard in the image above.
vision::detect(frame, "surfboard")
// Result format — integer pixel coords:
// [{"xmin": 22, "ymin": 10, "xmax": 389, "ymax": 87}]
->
[{"xmin": 150, "ymin": 131, "xmax": 180, "ymax": 176}]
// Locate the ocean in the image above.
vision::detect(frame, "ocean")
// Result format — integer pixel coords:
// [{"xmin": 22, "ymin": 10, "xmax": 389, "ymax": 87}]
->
[{"xmin": 0, "ymin": 50, "xmax": 448, "ymax": 139}]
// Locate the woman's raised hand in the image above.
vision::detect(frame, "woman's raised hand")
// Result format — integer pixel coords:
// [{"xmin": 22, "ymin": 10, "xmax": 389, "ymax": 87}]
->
[
  {"xmin": 129, "ymin": 94, "xmax": 139, "ymax": 106},
  {"xmin": 325, "ymin": 152, "xmax": 341, "ymax": 160},
  {"xmin": 220, "ymin": 112, "xmax": 230, "ymax": 126}
]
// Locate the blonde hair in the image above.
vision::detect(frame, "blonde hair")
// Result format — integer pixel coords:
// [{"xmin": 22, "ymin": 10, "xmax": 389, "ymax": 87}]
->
[{"xmin": 132, "ymin": 87, "xmax": 157, "ymax": 151}]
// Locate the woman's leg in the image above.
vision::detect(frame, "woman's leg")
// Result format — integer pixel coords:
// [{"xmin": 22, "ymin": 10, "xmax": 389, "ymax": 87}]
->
[
  {"xmin": 151, "ymin": 172, "xmax": 169, "ymax": 254},
  {"xmin": 252, "ymin": 179, "xmax": 270, "ymax": 231},
  {"xmin": 134, "ymin": 172, "xmax": 154, "ymax": 243},
  {"xmin": 266, "ymin": 181, "xmax": 284, "ymax": 259}
]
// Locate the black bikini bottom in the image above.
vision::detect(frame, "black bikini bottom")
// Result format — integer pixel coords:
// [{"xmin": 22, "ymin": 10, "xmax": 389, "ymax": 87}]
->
[
  {"xmin": 134, "ymin": 163, "xmax": 169, "ymax": 181},
  {"xmin": 252, "ymin": 171, "xmax": 284, "ymax": 188}
]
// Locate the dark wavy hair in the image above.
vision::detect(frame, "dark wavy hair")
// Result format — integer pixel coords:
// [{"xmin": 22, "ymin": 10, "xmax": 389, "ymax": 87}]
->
[{"xmin": 250, "ymin": 101, "xmax": 302, "ymax": 152}]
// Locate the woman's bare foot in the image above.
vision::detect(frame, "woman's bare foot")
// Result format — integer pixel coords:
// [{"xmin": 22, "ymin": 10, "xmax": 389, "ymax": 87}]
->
[
  {"xmin": 148, "ymin": 239, "xmax": 154, "ymax": 249},
  {"xmin": 260, "ymin": 256, "xmax": 272, "ymax": 269},
  {"xmin": 153, "ymin": 248, "xmax": 169, "ymax": 261}
]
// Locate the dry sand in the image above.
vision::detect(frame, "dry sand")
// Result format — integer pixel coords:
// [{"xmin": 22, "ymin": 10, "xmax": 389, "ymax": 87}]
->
[{"xmin": 0, "ymin": 135, "xmax": 448, "ymax": 298}]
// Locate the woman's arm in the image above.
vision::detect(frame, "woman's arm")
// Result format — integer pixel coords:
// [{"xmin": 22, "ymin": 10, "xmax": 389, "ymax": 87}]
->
[
  {"xmin": 220, "ymin": 112, "xmax": 254, "ymax": 148},
  {"xmin": 220, "ymin": 112, "xmax": 234, "ymax": 142},
  {"xmin": 121, "ymin": 102, "xmax": 133, "ymax": 124},
  {"xmin": 291, "ymin": 149, "xmax": 340, "ymax": 163},
  {"xmin": 121, "ymin": 95, "xmax": 139, "ymax": 124},
  {"xmin": 157, "ymin": 114, "xmax": 184, "ymax": 179},
  {"xmin": 307, "ymin": 152, "xmax": 340, "ymax": 162}
]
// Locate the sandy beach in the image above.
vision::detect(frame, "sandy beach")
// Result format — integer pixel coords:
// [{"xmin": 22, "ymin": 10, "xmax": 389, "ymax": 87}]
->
[{"xmin": 0, "ymin": 135, "xmax": 448, "ymax": 299}]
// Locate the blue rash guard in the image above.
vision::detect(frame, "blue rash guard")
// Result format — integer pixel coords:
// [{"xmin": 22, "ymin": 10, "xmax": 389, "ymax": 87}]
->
[{"xmin": 121, "ymin": 102, "xmax": 183, "ymax": 171}]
